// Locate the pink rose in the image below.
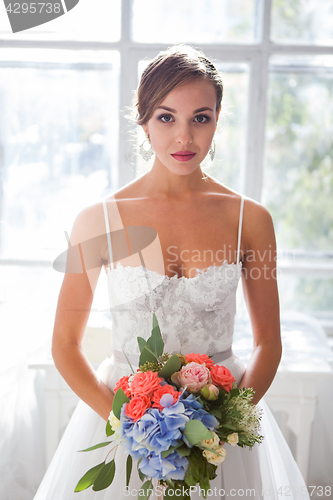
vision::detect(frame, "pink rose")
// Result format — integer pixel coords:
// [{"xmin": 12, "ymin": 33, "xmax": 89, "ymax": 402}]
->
[
  {"xmin": 171, "ymin": 362, "xmax": 211, "ymax": 393},
  {"xmin": 210, "ymin": 365, "xmax": 236, "ymax": 393}
]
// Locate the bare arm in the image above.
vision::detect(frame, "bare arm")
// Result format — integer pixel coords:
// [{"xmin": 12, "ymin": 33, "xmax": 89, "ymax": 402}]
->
[
  {"xmin": 238, "ymin": 200, "xmax": 282, "ymax": 405},
  {"xmin": 52, "ymin": 203, "xmax": 114, "ymax": 421}
]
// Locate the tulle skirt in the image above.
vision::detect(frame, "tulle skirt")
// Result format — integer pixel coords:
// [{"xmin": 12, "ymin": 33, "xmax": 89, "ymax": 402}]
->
[{"xmin": 33, "ymin": 355, "xmax": 310, "ymax": 499}]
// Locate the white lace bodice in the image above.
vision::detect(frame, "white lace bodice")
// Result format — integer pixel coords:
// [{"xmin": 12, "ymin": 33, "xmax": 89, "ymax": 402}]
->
[
  {"xmin": 106, "ymin": 260, "xmax": 242, "ymax": 357},
  {"xmin": 103, "ymin": 194, "xmax": 244, "ymax": 359}
]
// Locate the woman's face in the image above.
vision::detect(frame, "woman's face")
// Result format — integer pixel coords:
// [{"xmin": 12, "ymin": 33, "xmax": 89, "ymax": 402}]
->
[{"xmin": 142, "ymin": 78, "xmax": 220, "ymax": 176}]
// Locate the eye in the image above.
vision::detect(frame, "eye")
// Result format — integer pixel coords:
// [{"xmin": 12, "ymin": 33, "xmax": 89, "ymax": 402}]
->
[
  {"xmin": 158, "ymin": 114, "xmax": 174, "ymax": 123},
  {"xmin": 194, "ymin": 114, "xmax": 210, "ymax": 123}
]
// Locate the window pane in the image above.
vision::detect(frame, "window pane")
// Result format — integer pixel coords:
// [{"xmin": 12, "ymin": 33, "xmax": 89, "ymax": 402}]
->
[
  {"xmin": 263, "ymin": 55, "xmax": 333, "ymax": 253},
  {"xmin": 0, "ymin": 49, "xmax": 120, "ymax": 260},
  {"xmin": 132, "ymin": 0, "xmax": 260, "ymax": 44},
  {"xmin": 277, "ymin": 272, "xmax": 333, "ymax": 315},
  {"xmin": 271, "ymin": 0, "xmax": 333, "ymax": 46},
  {"xmin": 135, "ymin": 60, "xmax": 249, "ymax": 194},
  {"xmin": 0, "ymin": 0, "xmax": 121, "ymax": 42}
]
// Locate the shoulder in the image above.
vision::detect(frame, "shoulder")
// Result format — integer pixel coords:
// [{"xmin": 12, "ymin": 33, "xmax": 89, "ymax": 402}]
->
[
  {"xmin": 241, "ymin": 197, "xmax": 276, "ymax": 253},
  {"xmin": 69, "ymin": 200, "xmax": 108, "ymax": 246}
]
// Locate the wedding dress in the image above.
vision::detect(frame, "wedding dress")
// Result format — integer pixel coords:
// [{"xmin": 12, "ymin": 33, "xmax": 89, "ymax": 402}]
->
[{"xmin": 33, "ymin": 195, "xmax": 310, "ymax": 499}]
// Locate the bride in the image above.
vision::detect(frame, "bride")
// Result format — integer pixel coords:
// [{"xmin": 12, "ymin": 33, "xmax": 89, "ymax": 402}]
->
[{"xmin": 34, "ymin": 45, "xmax": 310, "ymax": 499}]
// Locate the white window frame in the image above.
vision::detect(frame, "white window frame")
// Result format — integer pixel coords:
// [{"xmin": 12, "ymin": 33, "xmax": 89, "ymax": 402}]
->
[{"xmin": 1, "ymin": 0, "xmax": 333, "ymax": 283}]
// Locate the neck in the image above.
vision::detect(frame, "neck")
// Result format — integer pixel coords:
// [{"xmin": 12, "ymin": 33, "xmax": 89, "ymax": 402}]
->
[{"xmin": 141, "ymin": 158, "xmax": 210, "ymax": 200}]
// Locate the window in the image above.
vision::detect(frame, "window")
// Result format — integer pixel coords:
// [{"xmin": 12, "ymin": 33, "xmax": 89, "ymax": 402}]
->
[{"xmin": 1, "ymin": 0, "xmax": 333, "ymax": 352}]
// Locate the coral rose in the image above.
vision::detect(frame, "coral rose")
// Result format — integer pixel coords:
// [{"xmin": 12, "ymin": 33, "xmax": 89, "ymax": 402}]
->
[
  {"xmin": 171, "ymin": 362, "xmax": 211, "ymax": 392},
  {"xmin": 124, "ymin": 395, "xmax": 151, "ymax": 421},
  {"xmin": 210, "ymin": 365, "xmax": 236, "ymax": 392},
  {"xmin": 152, "ymin": 384, "xmax": 182, "ymax": 411},
  {"xmin": 114, "ymin": 375, "xmax": 131, "ymax": 398},
  {"xmin": 185, "ymin": 353, "xmax": 215, "ymax": 369},
  {"xmin": 130, "ymin": 371, "xmax": 162, "ymax": 397}
]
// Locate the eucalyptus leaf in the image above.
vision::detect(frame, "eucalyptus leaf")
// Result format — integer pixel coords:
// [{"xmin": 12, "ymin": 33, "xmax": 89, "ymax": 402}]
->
[
  {"xmin": 138, "ymin": 479, "xmax": 153, "ymax": 499},
  {"xmin": 112, "ymin": 387, "xmax": 130, "ymax": 420},
  {"xmin": 161, "ymin": 446, "xmax": 177, "ymax": 458},
  {"xmin": 78, "ymin": 441, "xmax": 112, "ymax": 452},
  {"xmin": 158, "ymin": 354, "xmax": 181, "ymax": 378},
  {"xmin": 105, "ymin": 420, "xmax": 114, "ymax": 437},
  {"xmin": 137, "ymin": 336, "xmax": 147, "ymax": 353},
  {"xmin": 74, "ymin": 462, "xmax": 104, "ymax": 492},
  {"xmin": 126, "ymin": 455, "xmax": 132, "ymax": 487},
  {"xmin": 152, "ymin": 313, "xmax": 159, "ymax": 329},
  {"xmin": 183, "ymin": 420, "xmax": 214, "ymax": 445},
  {"xmin": 147, "ymin": 325, "xmax": 164, "ymax": 357},
  {"xmin": 137, "ymin": 458, "xmax": 146, "ymax": 482},
  {"xmin": 92, "ymin": 460, "xmax": 115, "ymax": 491},
  {"xmin": 176, "ymin": 445, "xmax": 192, "ymax": 457},
  {"xmin": 139, "ymin": 345, "xmax": 158, "ymax": 366}
]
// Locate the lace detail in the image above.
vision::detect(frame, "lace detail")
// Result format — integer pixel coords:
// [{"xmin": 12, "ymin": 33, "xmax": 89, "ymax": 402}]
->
[{"xmin": 106, "ymin": 260, "xmax": 242, "ymax": 358}]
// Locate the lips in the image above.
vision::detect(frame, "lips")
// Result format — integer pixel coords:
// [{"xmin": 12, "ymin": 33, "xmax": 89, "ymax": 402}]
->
[{"xmin": 171, "ymin": 151, "xmax": 196, "ymax": 162}]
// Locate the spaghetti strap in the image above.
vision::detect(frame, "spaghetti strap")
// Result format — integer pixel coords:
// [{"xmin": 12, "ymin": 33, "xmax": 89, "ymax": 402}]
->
[
  {"xmin": 102, "ymin": 199, "xmax": 114, "ymax": 270},
  {"xmin": 236, "ymin": 195, "xmax": 244, "ymax": 263}
]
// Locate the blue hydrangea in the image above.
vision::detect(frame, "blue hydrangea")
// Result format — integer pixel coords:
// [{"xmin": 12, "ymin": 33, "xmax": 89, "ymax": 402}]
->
[
  {"xmin": 139, "ymin": 450, "xmax": 189, "ymax": 481},
  {"xmin": 119, "ymin": 401, "xmax": 189, "ymax": 458},
  {"xmin": 180, "ymin": 394, "xmax": 219, "ymax": 447}
]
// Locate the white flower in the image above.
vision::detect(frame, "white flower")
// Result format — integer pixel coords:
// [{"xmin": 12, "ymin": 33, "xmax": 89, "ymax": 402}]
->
[
  {"xmin": 227, "ymin": 432, "xmax": 239, "ymax": 446},
  {"xmin": 108, "ymin": 411, "xmax": 121, "ymax": 430},
  {"xmin": 200, "ymin": 432, "xmax": 220, "ymax": 449},
  {"xmin": 203, "ymin": 445, "xmax": 227, "ymax": 465}
]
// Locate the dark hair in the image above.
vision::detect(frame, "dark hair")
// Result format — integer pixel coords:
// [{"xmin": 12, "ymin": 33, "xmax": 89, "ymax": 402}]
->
[{"xmin": 134, "ymin": 45, "xmax": 223, "ymax": 126}]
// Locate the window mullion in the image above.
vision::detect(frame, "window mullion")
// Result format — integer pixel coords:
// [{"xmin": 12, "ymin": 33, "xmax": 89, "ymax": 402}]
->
[{"xmin": 243, "ymin": 0, "xmax": 272, "ymax": 201}]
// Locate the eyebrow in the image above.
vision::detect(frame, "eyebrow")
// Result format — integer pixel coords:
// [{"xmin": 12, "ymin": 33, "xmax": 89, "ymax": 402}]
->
[{"xmin": 157, "ymin": 106, "xmax": 214, "ymax": 113}]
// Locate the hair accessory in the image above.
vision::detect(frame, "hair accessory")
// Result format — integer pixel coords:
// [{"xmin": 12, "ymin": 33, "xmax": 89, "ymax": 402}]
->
[
  {"xmin": 139, "ymin": 137, "xmax": 154, "ymax": 161},
  {"xmin": 209, "ymin": 139, "xmax": 216, "ymax": 161}
]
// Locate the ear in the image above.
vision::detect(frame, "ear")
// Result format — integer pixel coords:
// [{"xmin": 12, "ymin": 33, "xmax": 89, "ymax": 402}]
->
[{"xmin": 142, "ymin": 124, "xmax": 149, "ymax": 136}]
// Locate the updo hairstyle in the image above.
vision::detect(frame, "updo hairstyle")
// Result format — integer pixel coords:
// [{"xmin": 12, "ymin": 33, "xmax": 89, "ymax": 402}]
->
[{"xmin": 134, "ymin": 45, "xmax": 223, "ymax": 127}]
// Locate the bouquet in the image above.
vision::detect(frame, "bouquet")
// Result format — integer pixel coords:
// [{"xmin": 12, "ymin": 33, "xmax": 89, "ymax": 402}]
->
[{"xmin": 75, "ymin": 314, "xmax": 263, "ymax": 499}]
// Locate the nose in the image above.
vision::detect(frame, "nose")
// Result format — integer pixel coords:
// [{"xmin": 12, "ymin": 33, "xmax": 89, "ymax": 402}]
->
[{"xmin": 175, "ymin": 122, "xmax": 193, "ymax": 145}]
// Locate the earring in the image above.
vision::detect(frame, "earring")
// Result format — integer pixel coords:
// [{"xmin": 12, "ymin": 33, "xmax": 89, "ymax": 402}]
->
[
  {"xmin": 209, "ymin": 139, "xmax": 216, "ymax": 161},
  {"xmin": 139, "ymin": 136, "xmax": 154, "ymax": 161}
]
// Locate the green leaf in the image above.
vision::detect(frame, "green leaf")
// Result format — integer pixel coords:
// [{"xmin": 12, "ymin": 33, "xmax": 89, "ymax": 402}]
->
[
  {"xmin": 176, "ymin": 445, "xmax": 192, "ymax": 457},
  {"xmin": 158, "ymin": 354, "xmax": 181, "ymax": 378},
  {"xmin": 92, "ymin": 460, "xmax": 116, "ymax": 491},
  {"xmin": 105, "ymin": 420, "xmax": 115, "ymax": 437},
  {"xmin": 183, "ymin": 420, "xmax": 214, "ymax": 445},
  {"xmin": 210, "ymin": 409, "xmax": 222, "ymax": 419},
  {"xmin": 138, "ymin": 479, "xmax": 153, "ymax": 499},
  {"xmin": 139, "ymin": 345, "xmax": 158, "ymax": 366},
  {"xmin": 112, "ymin": 387, "xmax": 130, "ymax": 420},
  {"xmin": 137, "ymin": 458, "xmax": 146, "ymax": 482},
  {"xmin": 161, "ymin": 446, "xmax": 177, "ymax": 458},
  {"xmin": 137, "ymin": 336, "xmax": 148, "ymax": 353},
  {"xmin": 221, "ymin": 423, "xmax": 237, "ymax": 431},
  {"xmin": 126, "ymin": 455, "xmax": 132, "ymax": 487},
  {"xmin": 147, "ymin": 325, "xmax": 164, "ymax": 357},
  {"xmin": 78, "ymin": 441, "xmax": 112, "ymax": 452},
  {"xmin": 74, "ymin": 462, "xmax": 104, "ymax": 492},
  {"xmin": 152, "ymin": 312, "xmax": 159, "ymax": 329},
  {"xmin": 184, "ymin": 448, "xmax": 217, "ymax": 495}
]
